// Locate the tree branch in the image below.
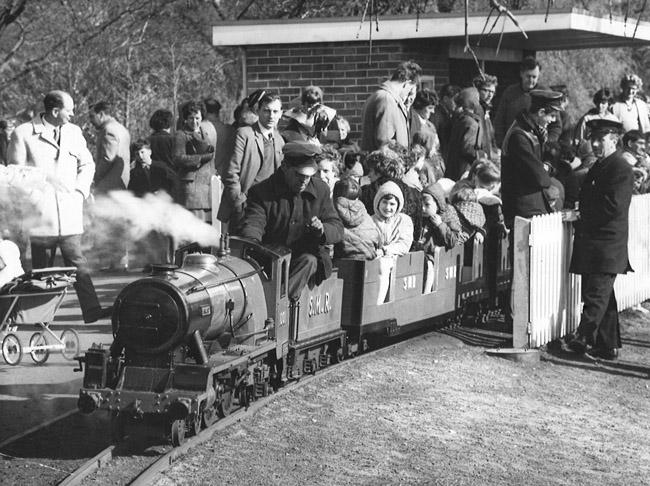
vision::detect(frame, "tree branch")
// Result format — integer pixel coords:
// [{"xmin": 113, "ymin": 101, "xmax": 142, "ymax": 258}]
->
[
  {"xmin": 236, "ymin": 0, "xmax": 257, "ymax": 20},
  {"xmin": 0, "ymin": 18, "xmax": 24, "ymax": 71}
]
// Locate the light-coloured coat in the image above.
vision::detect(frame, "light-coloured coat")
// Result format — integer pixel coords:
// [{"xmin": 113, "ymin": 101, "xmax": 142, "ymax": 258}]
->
[
  {"xmin": 93, "ymin": 116, "xmax": 130, "ymax": 193},
  {"xmin": 361, "ymin": 81, "xmax": 410, "ymax": 152},
  {"xmin": 372, "ymin": 180, "xmax": 414, "ymax": 256},
  {"xmin": 8, "ymin": 115, "xmax": 95, "ymax": 237},
  {"xmin": 611, "ymin": 98, "xmax": 650, "ymax": 133}
]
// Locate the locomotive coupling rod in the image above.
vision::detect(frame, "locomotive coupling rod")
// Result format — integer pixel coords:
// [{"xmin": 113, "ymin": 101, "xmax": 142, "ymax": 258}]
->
[{"xmin": 186, "ymin": 269, "xmax": 263, "ymax": 294}]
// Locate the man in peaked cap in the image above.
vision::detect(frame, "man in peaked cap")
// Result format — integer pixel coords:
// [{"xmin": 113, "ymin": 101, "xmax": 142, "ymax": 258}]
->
[
  {"xmin": 501, "ymin": 89, "xmax": 564, "ymax": 227},
  {"xmin": 239, "ymin": 141, "xmax": 343, "ymax": 301},
  {"xmin": 568, "ymin": 118, "xmax": 633, "ymax": 361},
  {"xmin": 500, "ymin": 89, "xmax": 564, "ymax": 328}
]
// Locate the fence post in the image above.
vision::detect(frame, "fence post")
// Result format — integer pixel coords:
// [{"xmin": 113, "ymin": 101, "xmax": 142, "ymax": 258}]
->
[{"xmin": 512, "ymin": 216, "xmax": 531, "ymax": 348}]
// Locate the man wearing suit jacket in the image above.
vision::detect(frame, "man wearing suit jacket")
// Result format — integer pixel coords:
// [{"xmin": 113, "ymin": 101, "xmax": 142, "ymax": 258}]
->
[
  {"xmin": 8, "ymin": 90, "xmax": 111, "ymax": 323},
  {"xmin": 89, "ymin": 101, "xmax": 131, "ymax": 194},
  {"xmin": 569, "ymin": 119, "xmax": 634, "ymax": 361},
  {"xmin": 361, "ymin": 61, "xmax": 422, "ymax": 152},
  {"xmin": 218, "ymin": 93, "xmax": 284, "ymax": 230}
]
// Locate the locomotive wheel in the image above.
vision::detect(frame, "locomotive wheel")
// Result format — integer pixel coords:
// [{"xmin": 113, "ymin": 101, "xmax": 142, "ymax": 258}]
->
[
  {"xmin": 110, "ymin": 413, "xmax": 126, "ymax": 443},
  {"xmin": 334, "ymin": 347, "xmax": 345, "ymax": 363},
  {"xmin": 29, "ymin": 332, "xmax": 50, "ymax": 365},
  {"xmin": 2, "ymin": 333, "xmax": 22, "ymax": 366},
  {"xmin": 170, "ymin": 419, "xmax": 186, "ymax": 446},
  {"xmin": 60, "ymin": 329, "xmax": 80, "ymax": 360},
  {"xmin": 202, "ymin": 404, "xmax": 218, "ymax": 427},
  {"xmin": 189, "ymin": 412, "xmax": 201, "ymax": 436},
  {"xmin": 217, "ymin": 392, "xmax": 233, "ymax": 418}
]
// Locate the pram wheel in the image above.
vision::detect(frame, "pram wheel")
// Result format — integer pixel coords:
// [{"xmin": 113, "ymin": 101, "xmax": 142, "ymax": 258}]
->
[
  {"xmin": 29, "ymin": 332, "xmax": 50, "ymax": 365},
  {"xmin": 2, "ymin": 333, "xmax": 22, "ymax": 365},
  {"xmin": 60, "ymin": 329, "xmax": 80, "ymax": 360}
]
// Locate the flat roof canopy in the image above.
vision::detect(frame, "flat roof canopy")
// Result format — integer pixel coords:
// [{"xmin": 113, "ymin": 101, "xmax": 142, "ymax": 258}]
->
[{"xmin": 212, "ymin": 7, "xmax": 650, "ymax": 50}]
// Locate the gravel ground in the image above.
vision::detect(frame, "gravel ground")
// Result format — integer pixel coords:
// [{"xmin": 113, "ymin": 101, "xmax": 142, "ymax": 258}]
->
[{"xmin": 156, "ymin": 308, "xmax": 650, "ymax": 486}]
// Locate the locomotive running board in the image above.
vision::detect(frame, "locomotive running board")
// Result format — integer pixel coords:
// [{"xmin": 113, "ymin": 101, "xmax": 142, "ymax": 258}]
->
[{"xmin": 289, "ymin": 329, "xmax": 346, "ymax": 351}]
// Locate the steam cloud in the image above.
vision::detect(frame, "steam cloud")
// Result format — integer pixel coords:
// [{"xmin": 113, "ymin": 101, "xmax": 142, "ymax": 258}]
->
[
  {"xmin": 1, "ymin": 165, "xmax": 222, "ymax": 268},
  {"xmin": 0, "ymin": 165, "xmax": 43, "ymax": 240},
  {"xmin": 87, "ymin": 190, "xmax": 221, "ymax": 246}
]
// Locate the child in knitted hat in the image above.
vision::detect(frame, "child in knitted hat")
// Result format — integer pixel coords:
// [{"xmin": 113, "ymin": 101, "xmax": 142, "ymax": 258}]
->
[
  {"xmin": 418, "ymin": 182, "xmax": 462, "ymax": 293},
  {"xmin": 450, "ymin": 186, "xmax": 486, "ymax": 245},
  {"xmin": 333, "ymin": 177, "xmax": 380, "ymax": 260},
  {"xmin": 372, "ymin": 180, "xmax": 414, "ymax": 304}
]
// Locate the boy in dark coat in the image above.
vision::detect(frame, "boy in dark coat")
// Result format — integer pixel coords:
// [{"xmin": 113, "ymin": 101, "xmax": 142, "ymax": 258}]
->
[
  {"xmin": 239, "ymin": 142, "xmax": 343, "ymax": 301},
  {"xmin": 568, "ymin": 119, "xmax": 633, "ymax": 360},
  {"xmin": 501, "ymin": 90, "xmax": 565, "ymax": 229},
  {"xmin": 128, "ymin": 139, "xmax": 180, "ymax": 200}
]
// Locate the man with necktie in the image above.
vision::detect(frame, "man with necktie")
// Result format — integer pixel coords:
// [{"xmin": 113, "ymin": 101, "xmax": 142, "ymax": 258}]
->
[
  {"xmin": 8, "ymin": 90, "xmax": 111, "ymax": 323},
  {"xmin": 218, "ymin": 92, "xmax": 285, "ymax": 231}
]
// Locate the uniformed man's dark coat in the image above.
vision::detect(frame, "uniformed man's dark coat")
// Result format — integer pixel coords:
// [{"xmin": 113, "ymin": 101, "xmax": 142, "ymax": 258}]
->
[
  {"xmin": 239, "ymin": 167, "xmax": 344, "ymax": 284},
  {"xmin": 501, "ymin": 112, "xmax": 552, "ymax": 226},
  {"xmin": 569, "ymin": 150, "xmax": 634, "ymax": 275}
]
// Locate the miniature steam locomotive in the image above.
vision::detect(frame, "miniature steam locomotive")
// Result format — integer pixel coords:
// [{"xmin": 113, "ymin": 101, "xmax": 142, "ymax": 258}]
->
[{"xmin": 76, "ymin": 232, "xmax": 510, "ymax": 445}]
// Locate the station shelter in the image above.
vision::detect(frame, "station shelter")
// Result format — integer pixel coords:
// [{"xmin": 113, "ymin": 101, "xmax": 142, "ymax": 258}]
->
[{"xmin": 211, "ymin": 7, "xmax": 650, "ymax": 137}]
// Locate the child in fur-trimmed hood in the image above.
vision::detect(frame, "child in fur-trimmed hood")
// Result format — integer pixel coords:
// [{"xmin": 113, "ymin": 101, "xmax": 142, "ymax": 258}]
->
[
  {"xmin": 371, "ymin": 180, "xmax": 414, "ymax": 305},
  {"xmin": 372, "ymin": 180, "xmax": 414, "ymax": 257}
]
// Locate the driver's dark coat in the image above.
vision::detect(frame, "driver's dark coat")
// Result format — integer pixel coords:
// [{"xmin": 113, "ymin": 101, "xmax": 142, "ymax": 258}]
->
[
  {"xmin": 239, "ymin": 167, "xmax": 343, "ymax": 282},
  {"xmin": 570, "ymin": 150, "xmax": 634, "ymax": 275}
]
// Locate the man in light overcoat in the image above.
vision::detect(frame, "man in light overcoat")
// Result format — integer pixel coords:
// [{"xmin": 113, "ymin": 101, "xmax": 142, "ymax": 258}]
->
[{"xmin": 8, "ymin": 90, "xmax": 111, "ymax": 323}]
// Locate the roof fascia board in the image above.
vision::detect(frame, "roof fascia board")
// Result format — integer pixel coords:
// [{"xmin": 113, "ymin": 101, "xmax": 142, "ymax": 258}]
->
[{"xmin": 212, "ymin": 10, "xmax": 577, "ymax": 46}]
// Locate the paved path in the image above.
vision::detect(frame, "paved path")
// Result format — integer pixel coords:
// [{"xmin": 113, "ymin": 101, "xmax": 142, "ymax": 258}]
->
[{"xmin": 0, "ymin": 271, "xmax": 139, "ymax": 444}]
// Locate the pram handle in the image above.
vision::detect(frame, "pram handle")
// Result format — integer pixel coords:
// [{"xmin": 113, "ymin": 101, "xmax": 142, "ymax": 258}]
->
[{"xmin": 25, "ymin": 267, "xmax": 77, "ymax": 277}]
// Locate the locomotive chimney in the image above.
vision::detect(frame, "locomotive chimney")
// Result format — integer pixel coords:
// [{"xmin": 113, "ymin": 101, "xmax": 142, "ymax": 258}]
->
[
  {"xmin": 217, "ymin": 233, "xmax": 231, "ymax": 258},
  {"xmin": 217, "ymin": 234, "xmax": 227, "ymax": 258}
]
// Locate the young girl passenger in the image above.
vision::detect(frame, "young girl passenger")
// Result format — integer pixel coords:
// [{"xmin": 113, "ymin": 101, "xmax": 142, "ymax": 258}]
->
[{"xmin": 372, "ymin": 181, "xmax": 414, "ymax": 304}]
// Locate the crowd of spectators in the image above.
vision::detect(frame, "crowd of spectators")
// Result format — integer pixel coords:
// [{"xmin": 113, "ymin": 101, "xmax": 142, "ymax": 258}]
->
[{"xmin": 1, "ymin": 57, "xmax": 648, "ymax": 309}]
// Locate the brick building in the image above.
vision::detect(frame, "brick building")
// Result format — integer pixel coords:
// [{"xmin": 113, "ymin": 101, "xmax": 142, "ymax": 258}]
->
[{"xmin": 212, "ymin": 8, "xmax": 650, "ymax": 137}]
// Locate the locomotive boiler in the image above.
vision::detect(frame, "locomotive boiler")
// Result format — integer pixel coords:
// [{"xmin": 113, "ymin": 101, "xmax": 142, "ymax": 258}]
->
[
  {"xmin": 76, "ymin": 238, "xmax": 289, "ymax": 445},
  {"xmin": 111, "ymin": 251, "xmax": 268, "ymax": 363}
]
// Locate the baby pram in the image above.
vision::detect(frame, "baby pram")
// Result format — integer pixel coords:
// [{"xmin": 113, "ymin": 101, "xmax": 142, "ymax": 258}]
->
[{"xmin": 0, "ymin": 267, "xmax": 80, "ymax": 365}]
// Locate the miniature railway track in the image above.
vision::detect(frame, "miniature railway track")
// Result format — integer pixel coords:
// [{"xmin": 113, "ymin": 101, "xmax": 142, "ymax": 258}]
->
[
  {"xmin": 0, "ymin": 321, "xmax": 509, "ymax": 486},
  {"xmin": 57, "ymin": 330, "xmax": 450, "ymax": 486},
  {"xmin": 0, "ymin": 410, "xmax": 112, "ymax": 486}
]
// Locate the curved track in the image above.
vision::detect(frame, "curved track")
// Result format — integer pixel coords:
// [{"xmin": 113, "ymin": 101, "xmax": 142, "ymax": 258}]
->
[{"xmin": 57, "ymin": 329, "xmax": 452, "ymax": 486}]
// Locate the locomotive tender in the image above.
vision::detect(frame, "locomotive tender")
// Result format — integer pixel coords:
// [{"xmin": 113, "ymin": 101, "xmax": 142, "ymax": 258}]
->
[{"xmin": 76, "ymin": 232, "xmax": 510, "ymax": 445}]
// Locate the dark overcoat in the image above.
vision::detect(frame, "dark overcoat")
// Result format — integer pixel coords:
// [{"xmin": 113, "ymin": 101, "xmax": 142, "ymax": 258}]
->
[
  {"xmin": 569, "ymin": 151, "xmax": 634, "ymax": 275},
  {"xmin": 128, "ymin": 160, "xmax": 180, "ymax": 201},
  {"xmin": 501, "ymin": 113, "xmax": 552, "ymax": 226},
  {"xmin": 444, "ymin": 110, "xmax": 484, "ymax": 181},
  {"xmin": 239, "ymin": 168, "xmax": 344, "ymax": 284}
]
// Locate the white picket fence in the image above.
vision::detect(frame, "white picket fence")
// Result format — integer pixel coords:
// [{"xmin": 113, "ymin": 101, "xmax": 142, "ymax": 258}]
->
[{"xmin": 513, "ymin": 194, "xmax": 650, "ymax": 348}]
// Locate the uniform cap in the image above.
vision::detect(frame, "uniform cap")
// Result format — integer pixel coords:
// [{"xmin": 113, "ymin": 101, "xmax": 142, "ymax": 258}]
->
[
  {"xmin": 529, "ymin": 89, "xmax": 565, "ymax": 112},
  {"xmin": 282, "ymin": 141, "xmax": 322, "ymax": 176},
  {"xmin": 585, "ymin": 118, "xmax": 623, "ymax": 137}
]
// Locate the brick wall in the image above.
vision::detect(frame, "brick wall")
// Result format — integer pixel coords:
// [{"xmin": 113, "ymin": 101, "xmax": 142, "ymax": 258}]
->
[{"xmin": 245, "ymin": 39, "xmax": 451, "ymax": 140}]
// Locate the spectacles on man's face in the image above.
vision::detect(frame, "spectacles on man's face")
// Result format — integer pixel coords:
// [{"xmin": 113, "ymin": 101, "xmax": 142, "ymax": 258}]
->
[{"xmin": 480, "ymin": 88, "xmax": 496, "ymax": 94}]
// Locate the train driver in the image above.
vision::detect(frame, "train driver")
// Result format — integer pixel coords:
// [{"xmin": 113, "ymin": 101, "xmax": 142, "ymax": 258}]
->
[{"xmin": 239, "ymin": 141, "xmax": 344, "ymax": 301}]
